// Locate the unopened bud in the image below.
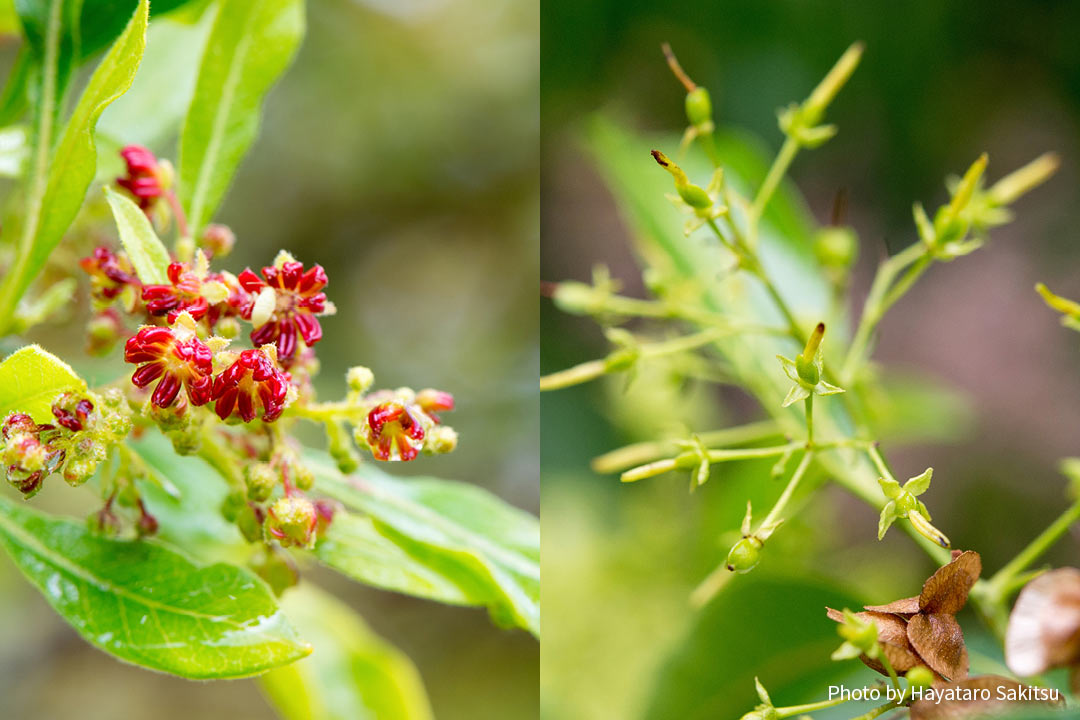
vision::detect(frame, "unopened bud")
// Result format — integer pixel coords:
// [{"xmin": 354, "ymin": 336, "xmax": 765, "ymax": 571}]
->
[
  {"xmin": 814, "ymin": 227, "xmax": 858, "ymax": 269},
  {"xmin": 726, "ymin": 536, "xmax": 762, "ymax": 574},
  {"xmin": 426, "ymin": 425, "xmax": 458, "ymax": 454},
  {"xmin": 685, "ymin": 87, "xmax": 713, "ymax": 128},
  {"xmin": 906, "ymin": 665, "xmax": 935, "ymax": 690},
  {"xmin": 346, "ymin": 366, "xmax": 375, "ymax": 393},
  {"xmin": 265, "ymin": 496, "xmax": 318, "ymax": 549},
  {"xmin": 199, "ymin": 224, "xmax": 236, "ymax": 257},
  {"xmin": 245, "ymin": 462, "xmax": 279, "ymax": 502},
  {"xmin": 651, "ymin": 150, "xmax": 712, "ymax": 209}
]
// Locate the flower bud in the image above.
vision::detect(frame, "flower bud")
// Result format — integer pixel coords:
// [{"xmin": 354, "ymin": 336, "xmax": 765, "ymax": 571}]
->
[
  {"xmin": 906, "ymin": 665, "xmax": 935, "ymax": 690},
  {"xmin": 726, "ymin": 536, "xmax": 762, "ymax": 574},
  {"xmin": 292, "ymin": 463, "xmax": 315, "ymax": 491},
  {"xmin": 814, "ymin": 227, "xmax": 858, "ymax": 269},
  {"xmin": 426, "ymin": 426, "xmax": 458, "ymax": 454},
  {"xmin": 87, "ymin": 309, "xmax": 125, "ymax": 356},
  {"xmin": 51, "ymin": 393, "xmax": 94, "ymax": 432},
  {"xmin": 326, "ymin": 420, "xmax": 360, "ymax": 473},
  {"xmin": 685, "ymin": 87, "xmax": 713, "ymax": 128},
  {"xmin": 265, "ymin": 496, "xmax": 318, "ymax": 549},
  {"xmin": 216, "ymin": 317, "xmax": 242, "ymax": 340},
  {"xmin": 199, "ymin": 223, "xmax": 236, "ymax": 257},
  {"xmin": 245, "ymin": 462, "xmax": 279, "ymax": 502},
  {"xmin": 346, "ymin": 366, "xmax": 375, "ymax": 393},
  {"xmin": 651, "ymin": 150, "xmax": 713, "ymax": 209}
]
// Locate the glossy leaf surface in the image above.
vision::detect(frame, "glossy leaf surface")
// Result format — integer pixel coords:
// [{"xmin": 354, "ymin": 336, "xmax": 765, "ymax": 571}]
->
[
  {"xmin": 179, "ymin": 0, "xmax": 304, "ymax": 232},
  {"xmin": 310, "ymin": 454, "xmax": 540, "ymax": 637},
  {"xmin": 0, "ymin": 344, "xmax": 86, "ymax": 422},
  {"xmin": 0, "ymin": 495, "xmax": 310, "ymax": 678}
]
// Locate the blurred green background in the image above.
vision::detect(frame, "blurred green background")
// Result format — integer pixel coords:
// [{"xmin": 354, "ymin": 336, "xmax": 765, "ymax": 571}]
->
[
  {"xmin": 542, "ymin": 1, "xmax": 1080, "ymax": 718},
  {"xmin": 0, "ymin": 0, "xmax": 538, "ymax": 717}
]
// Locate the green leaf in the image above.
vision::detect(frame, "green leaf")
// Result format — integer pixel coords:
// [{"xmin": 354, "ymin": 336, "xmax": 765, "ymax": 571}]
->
[
  {"xmin": 0, "ymin": 344, "xmax": 85, "ymax": 422},
  {"xmin": 179, "ymin": 0, "xmax": 304, "ymax": 232},
  {"xmin": 309, "ymin": 453, "xmax": 540, "ymax": 637},
  {"xmin": 0, "ymin": 48, "xmax": 31, "ymax": 126},
  {"xmin": 104, "ymin": 185, "xmax": 171, "ymax": 284},
  {"xmin": 260, "ymin": 584, "xmax": 433, "ymax": 720},
  {"xmin": 315, "ymin": 512, "xmax": 476, "ymax": 607},
  {"xmin": 0, "ymin": 494, "xmax": 311, "ymax": 678},
  {"xmin": 0, "ymin": 0, "xmax": 147, "ymax": 332},
  {"xmin": 127, "ymin": 432, "xmax": 247, "ymax": 563}
]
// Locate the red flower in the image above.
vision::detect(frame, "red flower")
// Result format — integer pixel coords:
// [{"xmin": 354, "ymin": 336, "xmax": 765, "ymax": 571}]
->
[
  {"xmin": 142, "ymin": 262, "xmax": 209, "ymax": 322},
  {"xmin": 239, "ymin": 259, "xmax": 329, "ymax": 362},
  {"xmin": 416, "ymin": 389, "xmax": 455, "ymax": 422},
  {"xmin": 117, "ymin": 145, "xmax": 165, "ymax": 211},
  {"xmin": 124, "ymin": 324, "xmax": 214, "ymax": 408},
  {"xmin": 212, "ymin": 348, "xmax": 291, "ymax": 423},
  {"xmin": 80, "ymin": 246, "xmax": 139, "ymax": 301},
  {"xmin": 51, "ymin": 394, "xmax": 94, "ymax": 432},
  {"xmin": 364, "ymin": 400, "xmax": 429, "ymax": 461}
]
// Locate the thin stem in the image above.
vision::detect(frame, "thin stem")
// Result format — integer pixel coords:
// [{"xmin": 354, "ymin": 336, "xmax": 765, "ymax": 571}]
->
[
  {"xmin": 866, "ymin": 444, "xmax": 893, "ymax": 481},
  {"xmin": 539, "ymin": 359, "xmax": 607, "ymax": 391},
  {"xmin": 752, "ymin": 136, "xmax": 800, "ymax": 222},
  {"xmin": 0, "ymin": 0, "xmax": 62, "ymax": 334},
  {"xmin": 986, "ymin": 497, "xmax": 1080, "ymax": 598},
  {"xmin": 849, "ymin": 701, "xmax": 901, "ymax": 720},
  {"xmin": 197, "ymin": 427, "xmax": 244, "ymax": 489},
  {"xmin": 805, "ymin": 394, "xmax": 814, "ymax": 444},
  {"xmin": 775, "ymin": 694, "xmax": 855, "ymax": 718},
  {"xmin": 591, "ymin": 420, "xmax": 782, "ymax": 474},
  {"xmin": 164, "ymin": 189, "xmax": 191, "ymax": 242},
  {"xmin": 840, "ymin": 242, "xmax": 928, "ymax": 384},
  {"xmin": 758, "ymin": 451, "xmax": 814, "ymax": 530},
  {"xmin": 879, "ymin": 649, "xmax": 902, "ymax": 694},
  {"xmin": 621, "ymin": 442, "xmax": 799, "ymax": 483},
  {"xmin": 539, "ymin": 327, "xmax": 729, "ymax": 392},
  {"xmin": 565, "ymin": 289, "xmax": 786, "ymax": 334}
]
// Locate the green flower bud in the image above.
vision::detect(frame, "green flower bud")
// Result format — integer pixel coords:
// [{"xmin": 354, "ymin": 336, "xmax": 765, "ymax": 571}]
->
[
  {"xmin": 292, "ymin": 462, "xmax": 315, "ymax": 491},
  {"xmin": 726, "ymin": 536, "xmax": 762, "ymax": 574},
  {"xmin": 326, "ymin": 420, "xmax": 360, "ymax": 473},
  {"xmin": 426, "ymin": 426, "xmax": 458, "ymax": 455},
  {"xmin": 906, "ymin": 665, "xmax": 935, "ymax": 690},
  {"xmin": 814, "ymin": 227, "xmax": 858, "ymax": 269},
  {"xmin": 265, "ymin": 496, "xmax": 318, "ymax": 549},
  {"xmin": 346, "ymin": 366, "xmax": 375, "ymax": 393},
  {"xmin": 216, "ymin": 317, "xmax": 242, "ymax": 340},
  {"xmin": 795, "ymin": 354, "xmax": 820, "ymax": 385},
  {"xmin": 245, "ymin": 462, "xmax": 279, "ymax": 502},
  {"xmin": 651, "ymin": 150, "xmax": 713, "ymax": 210},
  {"xmin": 685, "ymin": 87, "xmax": 713, "ymax": 127}
]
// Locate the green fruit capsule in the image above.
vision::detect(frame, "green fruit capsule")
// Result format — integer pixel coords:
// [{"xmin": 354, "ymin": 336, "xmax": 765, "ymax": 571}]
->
[
  {"xmin": 685, "ymin": 87, "xmax": 713, "ymax": 127},
  {"xmin": 795, "ymin": 354, "xmax": 820, "ymax": 385},
  {"xmin": 814, "ymin": 226, "xmax": 858, "ymax": 269},
  {"xmin": 726, "ymin": 536, "xmax": 763, "ymax": 574},
  {"xmin": 906, "ymin": 665, "xmax": 935, "ymax": 690}
]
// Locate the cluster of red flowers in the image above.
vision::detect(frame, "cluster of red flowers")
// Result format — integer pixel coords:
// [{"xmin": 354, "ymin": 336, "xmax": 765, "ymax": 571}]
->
[
  {"xmin": 1, "ymin": 394, "xmax": 98, "ymax": 496},
  {"xmin": 78, "ymin": 145, "xmax": 457, "ymax": 463}
]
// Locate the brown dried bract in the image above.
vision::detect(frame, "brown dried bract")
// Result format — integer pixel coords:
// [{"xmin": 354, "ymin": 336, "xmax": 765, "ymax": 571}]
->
[
  {"xmin": 1005, "ymin": 566, "xmax": 1080, "ymax": 691},
  {"xmin": 909, "ymin": 675, "xmax": 1062, "ymax": 720},
  {"xmin": 827, "ymin": 551, "xmax": 981, "ymax": 681}
]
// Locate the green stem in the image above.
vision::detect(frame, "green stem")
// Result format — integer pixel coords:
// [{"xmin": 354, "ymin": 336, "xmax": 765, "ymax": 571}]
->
[
  {"xmin": 775, "ymin": 694, "xmax": 854, "ymax": 718},
  {"xmin": 751, "ymin": 135, "xmax": 800, "ymax": 222},
  {"xmin": 986, "ymin": 497, "xmax": 1080, "ymax": 598},
  {"xmin": 840, "ymin": 242, "xmax": 928, "ymax": 384},
  {"xmin": 539, "ymin": 327, "xmax": 729, "ymax": 392},
  {"xmin": 197, "ymin": 427, "xmax": 244, "ymax": 489},
  {"xmin": 759, "ymin": 450, "xmax": 814, "ymax": 530},
  {"xmin": 849, "ymin": 701, "xmax": 901, "ymax": 720},
  {"xmin": 805, "ymin": 394, "xmax": 814, "ymax": 445},
  {"xmin": 0, "ymin": 0, "xmax": 62, "ymax": 334},
  {"xmin": 879, "ymin": 648, "xmax": 902, "ymax": 694},
  {"xmin": 591, "ymin": 420, "xmax": 782, "ymax": 474}
]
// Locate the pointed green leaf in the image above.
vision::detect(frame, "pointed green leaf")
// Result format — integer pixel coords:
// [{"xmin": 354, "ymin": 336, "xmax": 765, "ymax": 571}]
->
[
  {"xmin": 104, "ymin": 185, "xmax": 171, "ymax": 284},
  {"xmin": 814, "ymin": 380, "xmax": 845, "ymax": 396},
  {"xmin": 904, "ymin": 467, "xmax": 933, "ymax": 496},
  {"xmin": 0, "ymin": 495, "xmax": 310, "ymax": 678},
  {"xmin": 309, "ymin": 453, "xmax": 540, "ymax": 637},
  {"xmin": 781, "ymin": 384, "xmax": 810, "ymax": 408},
  {"xmin": 260, "ymin": 584, "xmax": 433, "ymax": 720},
  {"xmin": 0, "ymin": 0, "xmax": 147, "ymax": 329},
  {"xmin": 878, "ymin": 500, "xmax": 898, "ymax": 540},
  {"xmin": 877, "ymin": 477, "xmax": 903, "ymax": 500},
  {"xmin": 179, "ymin": 0, "xmax": 304, "ymax": 232},
  {"xmin": 0, "ymin": 344, "xmax": 85, "ymax": 422}
]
